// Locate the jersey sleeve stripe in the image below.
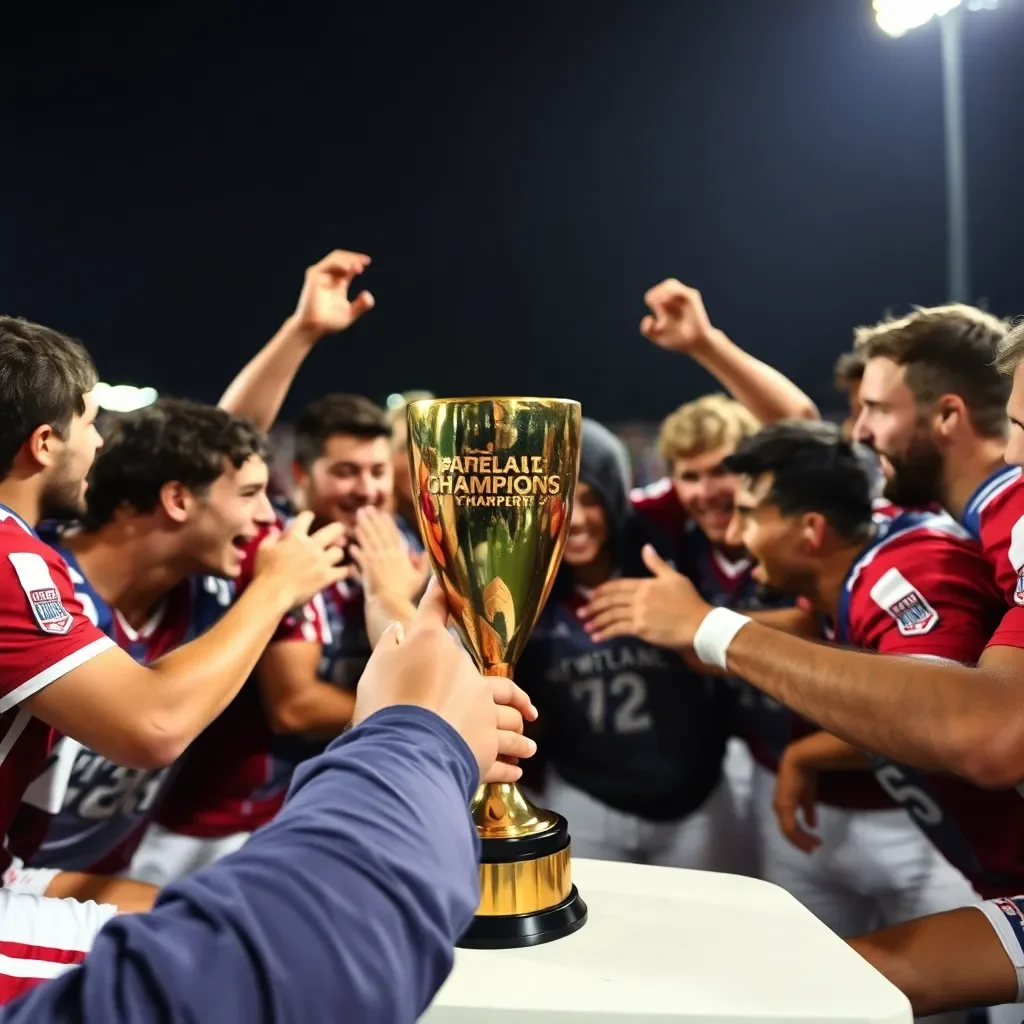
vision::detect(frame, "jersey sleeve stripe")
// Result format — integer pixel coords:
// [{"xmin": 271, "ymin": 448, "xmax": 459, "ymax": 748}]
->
[
  {"xmin": 0, "ymin": 950, "xmax": 83, "ymax": 981},
  {"xmin": 0, "ymin": 636, "xmax": 115, "ymax": 715}
]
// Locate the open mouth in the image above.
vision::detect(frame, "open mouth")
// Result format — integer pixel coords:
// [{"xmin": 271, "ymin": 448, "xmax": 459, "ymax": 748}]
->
[{"xmin": 231, "ymin": 535, "xmax": 254, "ymax": 554}]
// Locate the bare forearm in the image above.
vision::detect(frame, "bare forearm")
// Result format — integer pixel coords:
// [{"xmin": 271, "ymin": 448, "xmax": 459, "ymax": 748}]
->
[
  {"xmin": 723, "ymin": 623, "xmax": 986, "ymax": 775},
  {"xmin": 268, "ymin": 683, "xmax": 355, "ymax": 739},
  {"xmin": 46, "ymin": 872, "xmax": 157, "ymax": 914},
  {"xmin": 219, "ymin": 317, "xmax": 321, "ymax": 431},
  {"xmin": 147, "ymin": 577, "xmax": 294, "ymax": 754},
  {"xmin": 848, "ymin": 908, "xmax": 1019, "ymax": 1016},
  {"xmin": 365, "ymin": 593, "xmax": 418, "ymax": 648},
  {"xmin": 788, "ymin": 731, "xmax": 871, "ymax": 772},
  {"xmin": 691, "ymin": 329, "xmax": 818, "ymax": 423}
]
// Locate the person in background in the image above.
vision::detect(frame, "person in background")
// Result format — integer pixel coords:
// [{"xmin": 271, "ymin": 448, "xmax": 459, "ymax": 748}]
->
[
  {"xmin": 6, "ymin": 400, "xmax": 286, "ymax": 897},
  {"xmin": 834, "ymin": 349, "xmax": 866, "ymax": 440},
  {"xmin": 0, "ymin": 316, "xmax": 347, "ymax": 994},
  {"xmin": 386, "ymin": 389, "xmax": 435, "ymax": 539},
  {"xmin": 134, "ymin": 254, "xmax": 427, "ymax": 882},
  {"xmin": 575, "ymin": 305, "xmax": 1024, "ymax": 1019},
  {"xmin": 1, "ymin": 584, "xmax": 536, "ymax": 1024},
  {"xmin": 629, "ymin": 277, "xmax": 820, "ymax": 878}
]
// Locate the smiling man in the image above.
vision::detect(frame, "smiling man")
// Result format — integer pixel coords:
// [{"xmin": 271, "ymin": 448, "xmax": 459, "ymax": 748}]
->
[{"xmin": 579, "ymin": 306, "xmax": 1024, "ymax": 1015}]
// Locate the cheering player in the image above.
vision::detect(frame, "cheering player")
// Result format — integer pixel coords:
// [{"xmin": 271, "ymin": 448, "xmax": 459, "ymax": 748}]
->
[
  {"xmin": 7, "ymin": 399, "xmax": 334, "ymax": 891},
  {"xmin": 579, "ymin": 305, "xmax": 1024, "ymax": 1014},
  {"xmin": 0, "ymin": 316, "xmax": 348, "ymax": 987}
]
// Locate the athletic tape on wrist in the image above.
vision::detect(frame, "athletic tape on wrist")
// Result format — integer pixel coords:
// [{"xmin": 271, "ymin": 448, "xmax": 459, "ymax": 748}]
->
[{"xmin": 692, "ymin": 607, "xmax": 751, "ymax": 670}]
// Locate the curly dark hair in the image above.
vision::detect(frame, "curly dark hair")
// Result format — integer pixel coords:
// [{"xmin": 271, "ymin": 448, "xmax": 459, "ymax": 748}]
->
[
  {"xmin": 82, "ymin": 397, "xmax": 269, "ymax": 530},
  {"xmin": 0, "ymin": 316, "xmax": 98, "ymax": 478},
  {"xmin": 293, "ymin": 393, "xmax": 390, "ymax": 469}
]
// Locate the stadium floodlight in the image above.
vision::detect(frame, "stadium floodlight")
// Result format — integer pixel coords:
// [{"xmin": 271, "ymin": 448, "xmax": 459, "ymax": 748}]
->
[
  {"xmin": 873, "ymin": 0, "xmax": 1000, "ymax": 302},
  {"xmin": 875, "ymin": 0, "xmax": 1000, "ymax": 36},
  {"xmin": 95, "ymin": 383, "xmax": 159, "ymax": 413}
]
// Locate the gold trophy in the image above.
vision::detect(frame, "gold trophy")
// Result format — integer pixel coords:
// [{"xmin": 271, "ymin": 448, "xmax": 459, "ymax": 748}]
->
[{"xmin": 407, "ymin": 397, "xmax": 588, "ymax": 949}]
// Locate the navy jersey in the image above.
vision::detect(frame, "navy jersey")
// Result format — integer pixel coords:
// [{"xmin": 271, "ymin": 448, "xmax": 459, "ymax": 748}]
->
[
  {"xmin": 521, "ymin": 585, "xmax": 728, "ymax": 822},
  {"xmin": 9, "ymin": 539, "xmax": 231, "ymax": 874},
  {"xmin": 676, "ymin": 520, "xmax": 794, "ymax": 770}
]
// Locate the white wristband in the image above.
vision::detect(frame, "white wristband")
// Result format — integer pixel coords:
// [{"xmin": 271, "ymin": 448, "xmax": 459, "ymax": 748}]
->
[{"xmin": 692, "ymin": 607, "xmax": 752, "ymax": 670}]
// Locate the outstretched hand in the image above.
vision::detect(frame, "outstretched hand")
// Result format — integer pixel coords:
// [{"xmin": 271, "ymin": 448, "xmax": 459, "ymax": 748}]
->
[
  {"xmin": 293, "ymin": 250, "xmax": 375, "ymax": 338},
  {"xmin": 580, "ymin": 544, "xmax": 711, "ymax": 648}
]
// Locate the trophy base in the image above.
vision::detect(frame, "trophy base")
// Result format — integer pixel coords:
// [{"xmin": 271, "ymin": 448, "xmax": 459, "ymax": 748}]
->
[
  {"xmin": 460, "ymin": 812, "xmax": 588, "ymax": 950},
  {"xmin": 457, "ymin": 885, "xmax": 588, "ymax": 950}
]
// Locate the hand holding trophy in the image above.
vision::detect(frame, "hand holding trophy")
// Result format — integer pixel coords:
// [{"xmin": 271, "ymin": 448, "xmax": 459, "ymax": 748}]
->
[{"xmin": 407, "ymin": 396, "xmax": 588, "ymax": 949}]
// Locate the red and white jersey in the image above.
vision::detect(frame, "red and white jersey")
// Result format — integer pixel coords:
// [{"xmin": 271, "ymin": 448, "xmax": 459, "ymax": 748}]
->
[
  {"xmin": 961, "ymin": 465, "xmax": 1024, "ymax": 648},
  {"xmin": 152, "ymin": 522, "xmax": 329, "ymax": 839},
  {"xmin": 8, "ymin": 531, "xmax": 232, "ymax": 875},
  {"xmin": 0, "ymin": 505, "xmax": 115, "ymax": 873},
  {"xmin": 836, "ymin": 508, "xmax": 1003, "ymax": 659},
  {"xmin": 837, "ymin": 508, "xmax": 1024, "ymax": 897}
]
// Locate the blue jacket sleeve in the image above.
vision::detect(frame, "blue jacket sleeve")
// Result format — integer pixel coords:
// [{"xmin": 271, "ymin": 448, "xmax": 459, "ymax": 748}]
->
[{"xmin": 2, "ymin": 705, "xmax": 482, "ymax": 1024}]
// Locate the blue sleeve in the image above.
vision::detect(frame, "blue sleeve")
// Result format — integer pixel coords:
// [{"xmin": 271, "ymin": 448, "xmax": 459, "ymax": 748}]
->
[{"xmin": 2, "ymin": 706, "xmax": 481, "ymax": 1024}]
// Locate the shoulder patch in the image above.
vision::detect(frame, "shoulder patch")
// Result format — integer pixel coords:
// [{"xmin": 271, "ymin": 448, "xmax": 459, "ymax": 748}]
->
[
  {"xmin": 8, "ymin": 551, "xmax": 73, "ymax": 635},
  {"xmin": 869, "ymin": 567, "xmax": 938, "ymax": 637}
]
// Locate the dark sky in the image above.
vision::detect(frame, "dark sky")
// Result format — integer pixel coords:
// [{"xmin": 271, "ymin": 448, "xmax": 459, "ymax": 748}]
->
[{"xmin": 4, "ymin": 1, "xmax": 1023, "ymax": 424}]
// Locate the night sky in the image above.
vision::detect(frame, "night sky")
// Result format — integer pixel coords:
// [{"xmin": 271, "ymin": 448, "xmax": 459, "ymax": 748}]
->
[{"xmin": 4, "ymin": 1, "xmax": 1023, "ymax": 424}]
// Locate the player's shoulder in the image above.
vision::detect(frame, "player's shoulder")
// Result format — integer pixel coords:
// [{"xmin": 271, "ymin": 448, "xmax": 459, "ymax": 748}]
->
[
  {"xmin": 629, "ymin": 477, "xmax": 675, "ymax": 510},
  {"xmin": 963, "ymin": 465, "xmax": 1024, "ymax": 538},
  {"xmin": 850, "ymin": 511, "xmax": 975, "ymax": 590}
]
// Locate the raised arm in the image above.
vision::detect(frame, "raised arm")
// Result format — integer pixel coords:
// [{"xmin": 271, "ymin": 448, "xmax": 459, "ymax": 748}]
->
[
  {"xmin": 219, "ymin": 251, "xmax": 375, "ymax": 431},
  {"xmin": 641, "ymin": 278, "xmax": 818, "ymax": 423}
]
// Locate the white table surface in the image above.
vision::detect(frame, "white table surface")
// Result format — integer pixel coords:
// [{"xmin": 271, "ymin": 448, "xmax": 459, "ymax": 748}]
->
[{"xmin": 423, "ymin": 858, "xmax": 912, "ymax": 1024}]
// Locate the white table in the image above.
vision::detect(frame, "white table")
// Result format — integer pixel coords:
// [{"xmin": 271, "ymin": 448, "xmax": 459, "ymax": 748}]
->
[{"xmin": 423, "ymin": 858, "xmax": 912, "ymax": 1023}]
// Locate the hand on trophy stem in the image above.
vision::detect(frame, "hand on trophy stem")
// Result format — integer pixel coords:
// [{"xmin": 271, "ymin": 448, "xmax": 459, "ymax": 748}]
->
[{"xmin": 352, "ymin": 580, "xmax": 538, "ymax": 785}]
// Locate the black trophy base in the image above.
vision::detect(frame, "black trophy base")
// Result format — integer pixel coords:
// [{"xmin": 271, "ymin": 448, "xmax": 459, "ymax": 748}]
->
[{"xmin": 457, "ymin": 885, "xmax": 588, "ymax": 950}]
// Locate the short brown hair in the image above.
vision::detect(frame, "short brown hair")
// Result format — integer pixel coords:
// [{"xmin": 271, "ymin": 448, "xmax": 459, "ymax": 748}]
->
[
  {"xmin": 833, "ymin": 350, "xmax": 865, "ymax": 391},
  {"xmin": 294, "ymin": 393, "xmax": 390, "ymax": 469},
  {"xmin": 657, "ymin": 393, "xmax": 759, "ymax": 462},
  {"xmin": 0, "ymin": 316, "xmax": 98, "ymax": 478},
  {"xmin": 855, "ymin": 304, "xmax": 1010, "ymax": 438},
  {"xmin": 994, "ymin": 319, "xmax": 1024, "ymax": 378}
]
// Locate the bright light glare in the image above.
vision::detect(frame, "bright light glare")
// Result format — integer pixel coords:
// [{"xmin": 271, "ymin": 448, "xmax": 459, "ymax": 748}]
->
[
  {"xmin": 874, "ymin": 0, "xmax": 999, "ymax": 36},
  {"xmin": 95, "ymin": 383, "xmax": 159, "ymax": 413}
]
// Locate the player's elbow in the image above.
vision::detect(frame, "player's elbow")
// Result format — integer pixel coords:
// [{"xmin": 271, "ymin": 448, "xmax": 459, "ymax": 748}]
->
[
  {"xmin": 946, "ymin": 720, "xmax": 1024, "ymax": 790},
  {"xmin": 117, "ymin": 720, "xmax": 192, "ymax": 770},
  {"xmin": 789, "ymin": 399, "xmax": 820, "ymax": 421},
  {"xmin": 265, "ymin": 696, "xmax": 317, "ymax": 736}
]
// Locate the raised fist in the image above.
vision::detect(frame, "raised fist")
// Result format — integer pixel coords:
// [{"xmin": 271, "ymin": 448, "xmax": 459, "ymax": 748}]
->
[{"xmin": 640, "ymin": 278, "xmax": 716, "ymax": 354}]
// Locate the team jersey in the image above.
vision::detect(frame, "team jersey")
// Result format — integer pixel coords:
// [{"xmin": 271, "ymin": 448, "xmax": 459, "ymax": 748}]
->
[
  {"xmin": 962, "ymin": 464, "xmax": 1024, "ymax": 648},
  {"xmin": 632, "ymin": 480, "xmax": 899, "ymax": 810},
  {"xmin": 152, "ymin": 522, "xmax": 328, "ymax": 839},
  {"xmin": 835, "ymin": 508, "xmax": 1015, "ymax": 896},
  {"xmin": 631, "ymin": 480, "xmax": 789, "ymax": 758},
  {"xmin": 8, "ymin": 535, "xmax": 234, "ymax": 874},
  {"xmin": 522, "ymin": 584, "xmax": 728, "ymax": 821},
  {"xmin": 0, "ymin": 506, "xmax": 115, "ymax": 874}
]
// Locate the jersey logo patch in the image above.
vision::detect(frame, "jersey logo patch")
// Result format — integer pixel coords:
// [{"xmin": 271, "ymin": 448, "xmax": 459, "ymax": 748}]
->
[
  {"xmin": 869, "ymin": 567, "xmax": 938, "ymax": 637},
  {"xmin": 8, "ymin": 551, "xmax": 73, "ymax": 635},
  {"xmin": 1015, "ymin": 566, "xmax": 1024, "ymax": 606}
]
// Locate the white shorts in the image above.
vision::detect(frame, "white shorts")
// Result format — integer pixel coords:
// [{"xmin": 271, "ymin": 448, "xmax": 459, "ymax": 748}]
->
[
  {"xmin": 544, "ymin": 772, "xmax": 750, "ymax": 874},
  {"xmin": 752, "ymin": 762, "xmax": 979, "ymax": 937},
  {"xmin": 2, "ymin": 861, "xmax": 61, "ymax": 898},
  {"xmin": 0, "ymin": 886, "xmax": 116, "ymax": 1004},
  {"xmin": 128, "ymin": 824, "xmax": 250, "ymax": 887}
]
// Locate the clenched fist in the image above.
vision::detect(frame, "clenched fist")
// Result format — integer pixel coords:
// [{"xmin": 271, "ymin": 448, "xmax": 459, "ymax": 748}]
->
[{"xmin": 641, "ymin": 278, "xmax": 718, "ymax": 354}]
